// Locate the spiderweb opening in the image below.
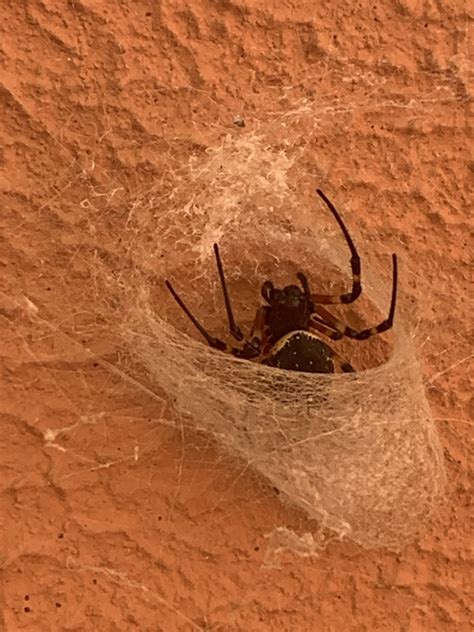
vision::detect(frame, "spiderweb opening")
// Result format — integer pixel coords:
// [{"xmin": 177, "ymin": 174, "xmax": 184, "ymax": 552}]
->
[{"xmin": 92, "ymin": 121, "xmax": 447, "ymax": 553}]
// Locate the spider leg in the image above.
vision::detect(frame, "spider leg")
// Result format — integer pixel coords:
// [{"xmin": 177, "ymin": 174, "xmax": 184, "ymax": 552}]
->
[
  {"xmin": 309, "ymin": 189, "xmax": 362, "ymax": 304},
  {"xmin": 223, "ymin": 306, "xmax": 266, "ymax": 360},
  {"xmin": 165, "ymin": 280, "xmax": 227, "ymax": 351},
  {"xmin": 309, "ymin": 313, "xmax": 344, "ymax": 340},
  {"xmin": 250, "ymin": 306, "xmax": 267, "ymax": 344},
  {"xmin": 232, "ymin": 341, "xmax": 261, "ymax": 360},
  {"xmin": 213, "ymin": 244, "xmax": 244, "ymax": 341},
  {"xmin": 311, "ymin": 254, "xmax": 398, "ymax": 341},
  {"xmin": 165, "ymin": 280, "xmax": 261, "ymax": 358},
  {"xmin": 330, "ymin": 349, "xmax": 355, "ymax": 373},
  {"xmin": 297, "ymin": 272, "xmax": 311, "ymax": 298},
  {"xmin": 261, "ymin": 280, "xmax": 273, "ymax": 303}
]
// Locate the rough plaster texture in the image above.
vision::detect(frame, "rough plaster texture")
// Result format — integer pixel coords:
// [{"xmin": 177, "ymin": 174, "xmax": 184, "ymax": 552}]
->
[{"xmin": 1, "ymin": 1, "xmax": 472, "ymax": 630}]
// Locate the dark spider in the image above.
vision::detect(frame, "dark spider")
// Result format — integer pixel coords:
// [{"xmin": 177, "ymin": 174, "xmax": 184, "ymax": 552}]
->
[{"xmin": 165, "ymin": 189, "xmax": 398, "ymax": 374}]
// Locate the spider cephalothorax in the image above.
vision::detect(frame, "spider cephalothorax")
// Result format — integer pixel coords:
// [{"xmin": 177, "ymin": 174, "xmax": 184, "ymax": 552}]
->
[
  {"xmin": 165, "ymin": 189, "xmax": 398, "ymax": 374},
  {"xmin": 263, "ymin": 283, "xmax": 311, "ymax": 341}
]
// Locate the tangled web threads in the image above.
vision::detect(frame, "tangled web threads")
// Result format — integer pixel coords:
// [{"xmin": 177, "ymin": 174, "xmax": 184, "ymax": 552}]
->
[{"xmin": 114, "ymin": 130, "xmax": 446, "ymax": 552}]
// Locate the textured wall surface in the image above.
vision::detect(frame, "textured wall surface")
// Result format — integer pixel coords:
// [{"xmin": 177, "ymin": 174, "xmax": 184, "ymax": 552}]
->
[{"xmin": 1, "ymin": 1, "xmax": 472, "ymax": 630}]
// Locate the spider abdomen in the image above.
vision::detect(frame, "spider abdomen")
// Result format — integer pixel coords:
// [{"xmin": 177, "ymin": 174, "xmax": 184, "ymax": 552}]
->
[{"xmin": 263, "ymin": 330, "xmax": 354, "ymax": 374}]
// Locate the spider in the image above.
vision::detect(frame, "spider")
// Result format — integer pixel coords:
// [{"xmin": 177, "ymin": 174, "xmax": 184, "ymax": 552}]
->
[{"xmin": 165, "ymin": 189, "xmax": 398, "ymax": 374}]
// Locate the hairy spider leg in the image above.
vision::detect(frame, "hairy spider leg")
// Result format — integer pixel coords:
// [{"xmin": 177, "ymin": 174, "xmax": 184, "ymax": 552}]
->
[
  {"xmin": 310, "ymin": 254, "xmax": 398, "ymax": 341},
  {"xmin": 308, "ymin": 189, "xmax": 362, "ymax": 304}
]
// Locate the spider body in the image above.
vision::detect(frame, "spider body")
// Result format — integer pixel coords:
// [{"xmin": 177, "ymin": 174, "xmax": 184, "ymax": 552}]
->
[
  {"xmin": 263, "ymin": 284, "xmax": 311, "ymax": 340},
  {"xmin": 256, "ymin": 283, "xmax": 354, "ymax": 373},
  {"xmin": 165, "ymin": 189, "xmax": 398, "ymax": 375},
  {"xmin": 262, "ymin": 331, "xmax": 348, "ymax": 373}
]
